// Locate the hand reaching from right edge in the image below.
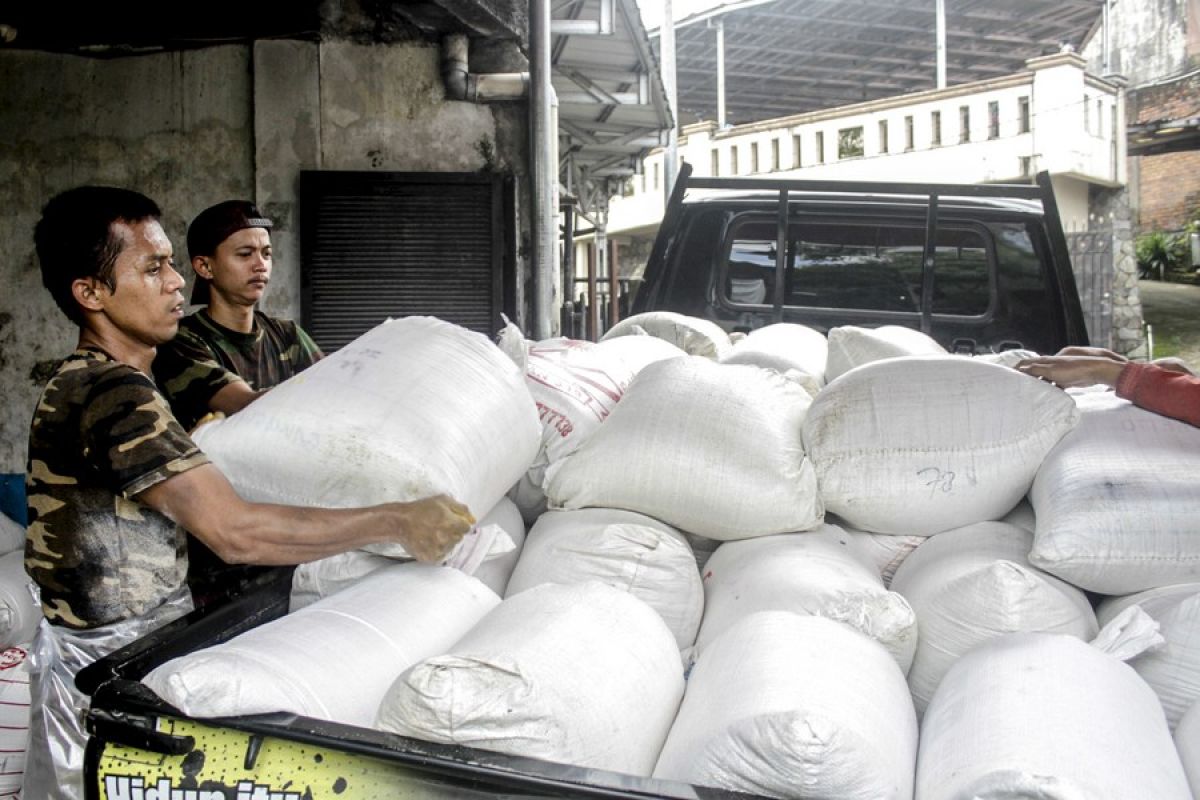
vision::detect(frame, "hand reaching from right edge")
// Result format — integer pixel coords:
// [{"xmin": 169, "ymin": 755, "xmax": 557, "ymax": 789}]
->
[{"xmin": 390, "ymin": 494, "xmax": 476, "ymax": 563}]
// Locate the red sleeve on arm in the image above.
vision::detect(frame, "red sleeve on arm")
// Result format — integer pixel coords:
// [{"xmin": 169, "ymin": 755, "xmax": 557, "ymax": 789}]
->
[{"xmin": 1115, "ymin": 362, "xmax": 1200, "ymax": 427}]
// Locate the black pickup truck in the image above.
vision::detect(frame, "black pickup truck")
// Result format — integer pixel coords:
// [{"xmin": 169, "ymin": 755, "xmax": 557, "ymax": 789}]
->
[
  {"xmin": 631, "ymin": 163, "xmax": 1090, "ymax": 356},
  {"xmin": 76, "ymin": 168, "xmax": 1091, "ymax": 800}
]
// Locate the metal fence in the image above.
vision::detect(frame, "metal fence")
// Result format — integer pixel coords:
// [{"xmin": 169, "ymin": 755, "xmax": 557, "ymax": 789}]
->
[{"xmin": 1067, "ymin": 230, "xmax": 1114, "ymax": 348}]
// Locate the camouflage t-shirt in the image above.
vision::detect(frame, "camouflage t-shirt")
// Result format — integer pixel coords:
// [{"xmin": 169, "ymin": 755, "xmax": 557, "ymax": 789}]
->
[
  {"xmin": 25, "ymin": 349, "xmax": 208, "ymax": 630},
  {"xmin": 152, "ymin": 309, "xmax": 323, "ymax": 430}
]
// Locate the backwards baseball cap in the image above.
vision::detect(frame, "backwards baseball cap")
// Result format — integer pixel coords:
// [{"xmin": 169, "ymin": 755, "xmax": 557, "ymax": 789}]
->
[{"xmin": 187, "ymin": 200, "xmax": 274, "ymax": 305}]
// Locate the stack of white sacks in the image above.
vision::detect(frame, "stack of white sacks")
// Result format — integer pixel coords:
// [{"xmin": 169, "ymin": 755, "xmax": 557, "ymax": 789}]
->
[
  {"xmin": 143, "ymin": 313, "xmax": 1200, "ymax": 799},
  {"xmin": 0, "ymin": 512, "xmax": 38, "ymax": 797}
]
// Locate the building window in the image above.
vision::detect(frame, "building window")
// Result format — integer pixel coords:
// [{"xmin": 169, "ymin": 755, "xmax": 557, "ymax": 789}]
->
[
  {"xmin": 641, "ymin": 170, "xmax": 646, "ymax": 193},
  {"xmin": 731, "ymin": 146, "xmax": 739, "ymax": 175},
  {"xmin": 1084, "ymin": 93, "xmax": 1090, "ymax": 134},
  {"xmin": 750, "ymin": 142, "xmax": 760, "ymax": 173},
  {"xmin": 816, "ymin": 131, "xmax": 825, "ymax": 163},
  {"xmin": 793, "ymin": 135, "xmax": 802, "ymax": 168},
  {"xmin": 959, "ymin": 105, "xmax": 970, "ymax": 143},
  {"xmin": 1096, "ymin": 97, "xmax": 1104, "ymax": 136},
  {"xmin": 988, "ymin": 101, "xmax": 1000, "ymax": 139},
  {"xmin": 1020, "ymin": 156, "xmax": 1032, "ymax": 176},
  {"xmin": 711, "ymin": 148, "xmax": 720, "ymax": 177},
  {"xmin": 878, "ymin": 120, "xmax": 889, "ymax": 154},
  {"xmin": 905, "ymin": 115, "xmax": 914, "ymax": 151},
  {"xmin": 771, "ymin": 138, "xmax": 780, "ymax": 171},
  {"xmin": 1018, "ymin": 96, "xmax": 1030, "ymax": 133},
  {"xmin": 838, "ymin": 126, "xmax": 864, "ymax": 159},
  {"xmin": 931, "ymin": 111, "xmax": 942, "ymax": 146},
  {"xmin": 653, "ymin": 162, "xmax": 660, "ymax": 190}
]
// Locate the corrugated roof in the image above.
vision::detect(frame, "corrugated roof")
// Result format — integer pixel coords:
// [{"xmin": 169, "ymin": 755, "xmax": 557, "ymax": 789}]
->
[
  {"xmin": 553, "ymin": 0, "xmax": 675, "ymax": 212},
  {"xmin": 651, "ymin": 0, "xmax": 1104, "ymax": 125}
]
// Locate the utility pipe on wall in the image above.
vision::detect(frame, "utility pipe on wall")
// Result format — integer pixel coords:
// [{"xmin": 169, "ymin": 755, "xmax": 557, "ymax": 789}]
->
[
  {"xmin": 531, "ymin": 0, "xmax": 558, "ymax": 339},
  {"xmin": 935, "ymin": 0, "xmax": 946, "ymax": 89},
  {"xmin": 716, "ymin": 19, "xmax": 726, "ymax": 128},
  {"xmin": 662, "ymin": 0, "xmax": 679, "ymax": 202}
]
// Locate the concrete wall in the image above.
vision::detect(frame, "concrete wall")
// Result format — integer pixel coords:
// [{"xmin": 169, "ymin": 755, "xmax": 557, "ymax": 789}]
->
[
  {"xmin": 0, "ymin": 38, "xmax": 530, "ymax": 522},
  {"xmin": 1083, "ymin": 0, "xmax": 1200, "ymax": 235}
]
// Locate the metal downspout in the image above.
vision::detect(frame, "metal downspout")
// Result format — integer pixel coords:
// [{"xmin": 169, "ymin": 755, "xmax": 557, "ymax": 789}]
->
[{"xmin": 531, "ymin": 0, "xmax": 557, "ymax": 339}]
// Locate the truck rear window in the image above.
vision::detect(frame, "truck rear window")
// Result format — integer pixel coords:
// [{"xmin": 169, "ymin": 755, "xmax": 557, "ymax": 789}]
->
[{"xmin": 723, "ymin": 218, "xmax": 992, "ymax": 316}]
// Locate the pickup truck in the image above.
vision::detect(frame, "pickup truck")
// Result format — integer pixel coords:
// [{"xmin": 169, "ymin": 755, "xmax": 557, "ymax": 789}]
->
[
  {"xmin": 631, "ymin": 163, "xmax": 1091, "ymax": 356},
  {"xmin": 79, "ymin": 569, "xmax": 746, "ymax": 800},
  {"xmin": 77, "ymin": 168, "xmax": 1091, "ymax": 800}
]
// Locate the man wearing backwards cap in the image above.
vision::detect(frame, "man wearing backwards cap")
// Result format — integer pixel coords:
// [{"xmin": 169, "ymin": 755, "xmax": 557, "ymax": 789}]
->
[
  {"xmin": 153, "ymin": 200, "xmax": 324, "ymax": 608},
  {"xmin": 153, "ymin": 200, "xmax": 323, "ymax": 431}
]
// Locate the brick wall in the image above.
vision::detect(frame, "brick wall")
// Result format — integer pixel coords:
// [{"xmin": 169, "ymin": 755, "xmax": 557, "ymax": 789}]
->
[{"xmin": 1129, "ymin": 72, "xmax": 1200, "ymax": 231}]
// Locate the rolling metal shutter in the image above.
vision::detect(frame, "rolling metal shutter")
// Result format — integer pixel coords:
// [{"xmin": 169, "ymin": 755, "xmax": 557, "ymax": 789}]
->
[{"xmin": 300, "ymin": 171, "xmax": 511, "ymax": 352}]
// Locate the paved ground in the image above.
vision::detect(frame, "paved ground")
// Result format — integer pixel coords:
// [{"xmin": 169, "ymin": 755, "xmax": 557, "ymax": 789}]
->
[{"xmin": 1137, "ymin": 279, "xmax": 1200, "ymax": 367}]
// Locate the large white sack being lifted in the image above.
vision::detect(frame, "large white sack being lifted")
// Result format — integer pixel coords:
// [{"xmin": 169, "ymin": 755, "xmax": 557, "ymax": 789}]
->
[
  {"xmin": 889, "ymin": 521, "xmax": 1098, "ymax": 715},
  {"xmin": 695, "ymin": 525, "xmax": 917, "ymax": 674},
  {"xmin": 143, "ymin": 563, "xmax": 500, "ymax": 727},
  {"xmin": 1029, "ymin": 388, "xmax": 1200, "ymax": 594},
  {"xmin": 544, "ymin": 356, "xmax": 823, "ymax": 540},
  {"xmin": 376, "ymin": 581, "xmax": 685, "ymax": 778},
  {"xmin": 654, "ymin": 612, "xmax": 917, "ymax": 800},
  {"xmin": 289, "ymin": 495, "xmax": 526, "ymax": 611},
  {"xmin": 1098, "ymin": 583, "xmax": 1200, "ymax": 731},
  {"xmin": 916, "ymin": 625, "xmax": 1192, "ymax": 800},
  {"xmin": 192, "ymin": 316, "xmax": 541, "ymax": 558},
  {"xmin": 802, "ymin": 356, "xmax": 1079, "ymax": 536},
  {"xmin": 505, "ymin": 508, "xmax": 703, "ymax": 651}
]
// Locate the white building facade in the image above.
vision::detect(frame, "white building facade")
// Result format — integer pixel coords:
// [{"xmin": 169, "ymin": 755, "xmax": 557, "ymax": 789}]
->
[{"xmin": 610, "ymin": 52, "xmax": 1126, "ymax": 237}]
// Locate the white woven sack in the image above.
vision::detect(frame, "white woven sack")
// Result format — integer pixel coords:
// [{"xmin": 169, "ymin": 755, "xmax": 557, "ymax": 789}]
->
[
  {"xmin": 696, "ymin": 525, "xmax": 916, "ymax": 673},
  {"xmin": 601, "ymin": 311, "xmax": 732, "ymax": 360},
  {"xmin": 1098, "ymin": 584, "xmax": 1200, "ymax": 730},
  {"xmin": 1029, "ymin": 389, "xmax": 1200, "ymax": 594},
  {"xmin": 0, "ymin": 551, "xmax": 39, "ymax": 650},
  {"xmin": 719, "ymin": 323, "xmax": 828, "ymax": 395},
  {"xmin": 376, "ymin": 581, "xmax": 685, "ymax": 777},
  {"xmin": 144, "ymin": 563, "xmax": 499, "ymax": 726},
  {"xmin": 545, "ymin": 357, "xmax": 822, "ymax": 540},
  {"xmin": 289, "ymin": 496, "xmax": 525, "ymax": 610},
  {"xmin": 0, "ymin": 514, "xmax": 23, "ymax": 556},
  {"xmin": 803, "ymin": 356, "xmax": 1080, "ymax": 536},
  {"xmin": 590, "ymin": 333, "xmax": 687, "ymax": 377},
  {"xmin": 838, "ymin": 525, "xmax": 926, "ymax": 588},
  {"xmin": 523, "ymin": 337, "xmax": 634, "ymax": 480},
  {"xmin": 0, "ymin": 644, "xmax": 30, "ymax": 796},
  {"xmin": 192, "ymin": 317, "xmax": 541, "ymax": 557},
  {"xmin": 824, "ymin": 325, "xmax": 946, "ymax": 383},
  {"xmin": 505, "ymin": 509, "xmax": 703, "ymax": 650},
  {"xmin": 916, "ymin": 629, "xmax": 1192, "ymax": 800},
  {"xmin": 469, "ymin": 496, "xmax": 527, "ymax": 597},
  {"xmin": 890, "ymin": 521, "xmax": 1098, "ymax": 714},
  {"xmin": 654, "ymin": 612, "xmax": 917, "ymax": 800},
  {"xmin": 1176, "ymin": 701, "xmax": 1200, "ymax": 798},
  {"xmin": 973, "ymin": 348, "xmax": 1038, "ymax": 369}
]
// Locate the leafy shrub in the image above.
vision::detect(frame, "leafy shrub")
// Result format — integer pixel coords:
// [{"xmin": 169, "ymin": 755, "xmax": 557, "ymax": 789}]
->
[{"xmin": 1136, "ymin": 230, "xmax": 1190, "ymax": 280}]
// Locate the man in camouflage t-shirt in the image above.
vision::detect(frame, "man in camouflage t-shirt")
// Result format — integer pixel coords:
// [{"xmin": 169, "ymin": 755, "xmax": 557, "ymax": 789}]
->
[
  {"xmin": 153, "ymin": 200, "xmax": 324, "ymax": 605},
  {"xmin": 25, "ymin": 186, "xmax": 472, "ymax": 800}
]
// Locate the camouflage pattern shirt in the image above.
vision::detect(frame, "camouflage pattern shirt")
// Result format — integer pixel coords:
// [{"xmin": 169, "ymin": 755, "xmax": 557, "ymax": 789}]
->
[
  {"xmin": 25, "ymin": 349, "xmax": 208, "ymax": 630},
  {"xmin": 152, "ymin": 309, "xmax": 323, "ymax": 431}
]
